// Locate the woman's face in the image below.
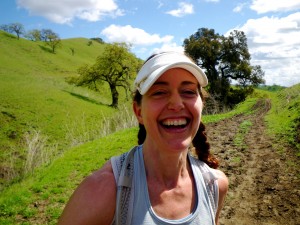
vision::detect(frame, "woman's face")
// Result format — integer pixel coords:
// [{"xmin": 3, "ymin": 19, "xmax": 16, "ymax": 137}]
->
[{"xmin": 133, "ymin": 68, "xmax": 203, "ymax": 153}]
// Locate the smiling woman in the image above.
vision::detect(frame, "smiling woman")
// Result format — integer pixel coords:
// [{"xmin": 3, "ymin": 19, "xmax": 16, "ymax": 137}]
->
[
  {"xmin": 58, "ymin": 51, "xmax": 229, "ymax": 225},
  {"xmin": 133, "ymin": 68, "xmax": 204, "ymax": 153}
]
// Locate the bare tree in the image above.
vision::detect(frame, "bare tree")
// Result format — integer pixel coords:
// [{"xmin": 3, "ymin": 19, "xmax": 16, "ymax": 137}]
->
[
  {"xmin": 0, "ymin": 24, "xmax": 10, "ymax": 32},
  {"xmin": 8, "ymin": 23, "xmax": 25, "ymax": 39}
]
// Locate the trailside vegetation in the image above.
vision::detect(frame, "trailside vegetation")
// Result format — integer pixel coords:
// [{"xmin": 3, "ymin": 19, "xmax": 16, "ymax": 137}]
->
[
  {"xmin": 0, "ymin": 23, "xmax": 299, "ymax": 224},
  {"xmin": 1, "ymin": 86, "xmax": 299, "ymax": 224}
]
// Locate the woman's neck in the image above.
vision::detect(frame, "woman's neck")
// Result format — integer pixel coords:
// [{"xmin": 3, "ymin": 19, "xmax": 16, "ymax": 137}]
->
[{"xmin": 142, "ymin": 143, "xmax": 191, "ymax": 188}]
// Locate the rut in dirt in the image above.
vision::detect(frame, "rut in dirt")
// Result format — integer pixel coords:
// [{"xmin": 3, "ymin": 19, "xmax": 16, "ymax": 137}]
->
[{"xmin": 206, "ymin": 99, "xmax": 300, "ymax": 225}]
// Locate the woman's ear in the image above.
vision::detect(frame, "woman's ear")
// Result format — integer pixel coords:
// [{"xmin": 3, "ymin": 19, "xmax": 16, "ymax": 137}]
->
[{"xmin": 133, "ymin": 101, "xmax": 144, "ymax": 124}]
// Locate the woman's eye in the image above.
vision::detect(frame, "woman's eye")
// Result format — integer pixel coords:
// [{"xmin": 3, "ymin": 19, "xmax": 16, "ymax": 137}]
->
[
  {"xmin": 182, "ymin": 90, "xmax": 198, "ymax": 96},
  {"xmin": 152, "ymin": 90, "xmax": 167, "ymax": 96}
]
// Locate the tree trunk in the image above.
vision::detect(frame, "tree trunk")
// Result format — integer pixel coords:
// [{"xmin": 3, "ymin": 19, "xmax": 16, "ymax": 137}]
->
[
  {"xmin": 109, "ymin": 83, "xmax": 119, "ymax": 108},
  {"xmin": 207, "ymin": 68, "xmax": 220, "ymax": 95}
]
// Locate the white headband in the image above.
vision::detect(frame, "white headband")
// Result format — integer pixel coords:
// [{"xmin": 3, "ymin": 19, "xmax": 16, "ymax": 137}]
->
[{"xmin": 134, "ymin": 51, "xmax": 208, "ymax": 95}]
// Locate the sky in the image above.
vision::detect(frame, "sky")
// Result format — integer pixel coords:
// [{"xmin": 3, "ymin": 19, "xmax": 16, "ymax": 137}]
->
[{"xmin": 1, "ymin": 0, "xmax": 300, "ymax": 87}]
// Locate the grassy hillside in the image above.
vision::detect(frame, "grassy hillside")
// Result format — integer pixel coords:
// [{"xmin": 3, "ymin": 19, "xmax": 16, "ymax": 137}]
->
[
  {"xmin": 0, "ymin": 84, "xmax": 299, "ymax": 224},
  {"xmin": 0, "ymin": 128, "xmax": 138, "ymax": 225},
  {"xmin": 0, "ymin": 31, "xmax": 132, "ymax": 187},
  {"xmin": 1, "ymin": 30, "xmax": 299, "ymax": 224},
  {"xmin": 0, "ymin": 96, "xmax": 258, "ymax": 224},
  {"xmin": 265, "ymin": 83, "xmax": 300, "ymax": 154}
]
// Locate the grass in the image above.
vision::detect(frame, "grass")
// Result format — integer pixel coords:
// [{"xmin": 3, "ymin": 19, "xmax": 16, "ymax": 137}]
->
[
  {"xmin": 0, "ymin": 127, "xmax": 138, "ymax": 224},
  {"xmin": 203, "ymin": 94, "xmax": 258, "ymax": 123},
  {"xmin": 0, "ymin": 31, "xmax": 131, "ymax": 187},
  {"xmin": 231, "ymin": 156, "xmax": 241, "ymax": 163},
  {"xmin": 0, "ymin": 87, "xmax": 282, "ymax": 224},
  {"xmin": 1, "ymin": 30, "xmax": 299, "ymax": 224},
  {"xmin": 233, "ymin": 120, "xmax": 253, "ymax": 148},
  {"xmin": 0, "ymin": 86, "xmax": 298, "ymax": 224},
  {"xmin": 265, "ymin": 83, "xmax": 300, "ymax": 154}
]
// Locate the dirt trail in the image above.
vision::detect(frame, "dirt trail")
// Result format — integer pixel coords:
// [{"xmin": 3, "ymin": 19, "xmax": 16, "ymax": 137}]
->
[{"xmin": 206, "ymin": 99, "xmax": 300, "ymax": 225}]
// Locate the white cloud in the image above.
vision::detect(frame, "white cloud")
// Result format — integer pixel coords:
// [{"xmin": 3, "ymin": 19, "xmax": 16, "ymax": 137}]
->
[
  {"xmin": 250, "ymin": 0, "xmax": 300, "ymax": 14},
  {"xmin": 17, "ymin": 0, "xmax": 124, "ymax": 24},
  {"xmin": 136, "ymin": 42, "xmax": 184, "ymax": 60},
  {"xmin": 101, "ymin": 24, "xmax": 184, "ymax": 59},
  {"xmin": 233, "ymin": 3, "xmax": 247, "ymax": 13},
  {"xmin": 101, "ymin": 24, "xmax": 174, "ymax": 45},
  {"xmin": 166, "ymin": 2, "xmax": 194, "ymax": 17},
  {"xmin": 151, "ymin": 43, "xmax": 184, "ymax": 55},
  {"xmin": 229, "ymin": 12, "xmax": 300, "ymax": 86}
]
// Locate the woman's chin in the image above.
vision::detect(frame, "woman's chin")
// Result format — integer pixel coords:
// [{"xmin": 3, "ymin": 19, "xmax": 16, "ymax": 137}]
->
[{"xmin": 164, "ymin": 139, "xmax": 192, "ymax": 152}]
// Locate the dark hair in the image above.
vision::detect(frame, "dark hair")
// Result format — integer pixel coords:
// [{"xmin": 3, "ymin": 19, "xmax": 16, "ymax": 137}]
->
[{"xmin": 133, "ymin": 90, "xmax": 219, "ymax": 169}]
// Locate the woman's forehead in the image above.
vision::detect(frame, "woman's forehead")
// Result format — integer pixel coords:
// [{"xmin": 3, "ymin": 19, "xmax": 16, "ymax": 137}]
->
[{"xmin": 156, "ymin": 68, "xmax": 199, "ymax": 83}]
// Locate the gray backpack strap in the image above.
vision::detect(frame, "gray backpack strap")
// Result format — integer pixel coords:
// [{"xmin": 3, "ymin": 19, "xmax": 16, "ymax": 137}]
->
[
  {"xmin": 111, "ymin": 146, "xmax": 138, "ymax": 225},
  {"xmin": 199, "ymin": 164, "xmax": 219, "ymax": 216},
  {"xmin": 189, "ymin": 155, "xmax": 219, "ymax": 217}
]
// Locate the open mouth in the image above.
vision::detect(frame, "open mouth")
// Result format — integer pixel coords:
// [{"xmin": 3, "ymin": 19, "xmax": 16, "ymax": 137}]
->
[{"xmin": 161, "ymin": 118, "xmax": 190, "ymax": 129}]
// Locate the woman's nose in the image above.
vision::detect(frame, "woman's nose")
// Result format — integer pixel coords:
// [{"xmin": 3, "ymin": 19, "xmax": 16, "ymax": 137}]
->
[{"xmin": 167, "ymin": 92, "xmax": 184, "ymax": 111}]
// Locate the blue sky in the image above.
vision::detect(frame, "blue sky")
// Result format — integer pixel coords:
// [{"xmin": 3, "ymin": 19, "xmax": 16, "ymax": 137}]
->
[{"xmin": 1, "ymin": 0, "xmax": 300, "ymax": 87}]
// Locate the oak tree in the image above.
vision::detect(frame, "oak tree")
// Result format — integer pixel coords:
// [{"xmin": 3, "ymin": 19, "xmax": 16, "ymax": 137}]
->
[
  {"xmin": 40, "ymin": 29, "xmax": 61, "ymax": 53},
  {"xmin": 184, "ymin": 28, "xmax": 265, "ymax": 107},
  {"xmin": 25, "ymin": 29, "xmax": 42, "ymax": 41},
  {"xmin": 68, "ymin": 43, "xmax": 141, "ymax": 108}
]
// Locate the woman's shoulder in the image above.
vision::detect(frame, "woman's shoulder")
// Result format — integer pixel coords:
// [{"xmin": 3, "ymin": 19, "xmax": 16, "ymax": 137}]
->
[
  {"xmin": 83, "ymin": 160, "xmax": 117, "ymax": 204},
  {"xmin": 89, "ymin": 160, "xmax": 115, "ymax": 183},
  {"xmin": 58, "ymin": 161, "xmax": 116, "ymax": 225},
  {"xmin": 85, "ymin": 161, "xmax": 115, "ymax": 191},
  {"xmin": 211, "ymin": 168, "xmax": 227, "ymax": 179},
  {"xmin": 211, "ymin": 168, "xmax": 229, "ymax": 194}
]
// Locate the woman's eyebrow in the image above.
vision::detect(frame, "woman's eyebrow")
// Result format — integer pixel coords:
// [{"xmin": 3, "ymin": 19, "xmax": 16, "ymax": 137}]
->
[
  {"xmin": 153, "ymin": 81, "xmax": 198, "ymax": 86},
  {"xmin": 152, "ymin": 81, "xmax": 168, "ymax": 86},
  {"xmin": 181, "ymin": 81, "xmax": 198, "ymax": 86}
]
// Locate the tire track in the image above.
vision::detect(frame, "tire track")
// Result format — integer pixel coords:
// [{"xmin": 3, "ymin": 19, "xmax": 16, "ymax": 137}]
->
[{"xmin": 206, "ymin": 99, "xmax": 300, "ymax": 225}]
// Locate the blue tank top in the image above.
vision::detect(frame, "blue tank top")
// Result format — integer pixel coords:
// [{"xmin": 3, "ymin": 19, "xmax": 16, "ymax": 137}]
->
[{"xmin": 130, "ymin": 147, "xmax": 216, "ymax": 225}]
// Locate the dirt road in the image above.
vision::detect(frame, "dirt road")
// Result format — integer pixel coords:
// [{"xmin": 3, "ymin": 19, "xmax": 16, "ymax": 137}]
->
[{"xmin": 206, "ymin": 99, "xmax": 300, "ymax": 225}]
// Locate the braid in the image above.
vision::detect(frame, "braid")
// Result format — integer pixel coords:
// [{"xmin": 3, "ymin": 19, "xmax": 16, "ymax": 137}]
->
[
  {"xmin": 192, "ymin": 122, "xmax": 219, "ymax": 169},
  {"xmin": 137, "ymin": 123, "xmax": 146, "ymax": 145},
  {"xmin": 133, "ymin": 90, "xmax": 145, "ymax": 145}
]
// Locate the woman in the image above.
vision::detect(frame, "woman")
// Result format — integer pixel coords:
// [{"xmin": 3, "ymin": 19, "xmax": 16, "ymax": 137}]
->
[{"xmin": 58, "ymin": 51, "xmax": 228, "ymax": 225}]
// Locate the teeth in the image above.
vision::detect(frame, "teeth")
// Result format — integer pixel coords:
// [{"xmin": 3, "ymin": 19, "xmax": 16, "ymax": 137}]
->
[{"xmin": 163, "ymin": 119, "xmax": 187, "ymax": 126}]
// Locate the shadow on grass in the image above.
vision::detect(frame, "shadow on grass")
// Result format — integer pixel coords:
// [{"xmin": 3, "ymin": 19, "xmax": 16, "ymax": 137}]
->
[
  {"xmin": 63, "ymin": 90, "xmax": 108, "ymax": 106},
  {"xmin": 38, "ymin": 45, "xmax": 53, "ymax": 53},
  {"xmin": 2, "ymin": 32, "xmax": 17, "ymax": 39}
]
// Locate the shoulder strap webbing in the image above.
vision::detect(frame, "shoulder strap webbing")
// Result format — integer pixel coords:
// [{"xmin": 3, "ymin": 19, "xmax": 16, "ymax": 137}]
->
[
  {"xmin": 190, "ymin": 155, "xmax": 219, "ymax": 216},
  {"xmin": 111, "ymin": 146, "xmax": 138, "ymax": 225}
]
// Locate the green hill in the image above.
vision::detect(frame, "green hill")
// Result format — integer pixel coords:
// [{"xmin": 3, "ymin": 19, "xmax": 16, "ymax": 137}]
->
[
  {"xmin": 0, "ymin": 31, "xmax": 132, "ymax": 187},
  {"xmin": 265, "ymin": 83, "xmax": 300, "ymax": 152},
  {"xmin": 0, "ymin": 127, "xmax": 138, "ymax": 225},
  {"xmin": 0, "ymin": 84, "xmax": 299, "ymax": 224},
  {"xmin": 0, "ymin": 30, "xmax": 299, "ymax": 225}
]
